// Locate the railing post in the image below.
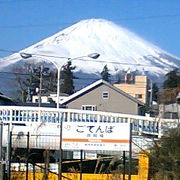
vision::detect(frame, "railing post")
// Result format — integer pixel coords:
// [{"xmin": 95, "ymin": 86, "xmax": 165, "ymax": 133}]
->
[
  {"xmin": 67, "ymin": 111, "xmax": 71, "ymax": 122},
  {"xmin": 158, "ymin": 118, "xmax": 162, "ymax": 138},
  {"xmin": 9, "ymin": 109, "xmax": 13, "ymax": 123},
  {"xmin": 38, "ymin": 109, "xmax": 41, "ymax": 123},
  {"xmin": 139, "ymin": 119, "xmax": 143, "ymax": 136},
  {"xmin": 127, "ymin": 116, "xmax": 131, "ymax": 124}
]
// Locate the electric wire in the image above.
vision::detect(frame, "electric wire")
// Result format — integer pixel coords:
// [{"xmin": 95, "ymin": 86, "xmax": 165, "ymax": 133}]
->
[
  {"xmin": 0, "ymin": 48, "xmax": 177, "ymax": 69},
  {"xmin": 0, "ymin": 48, "xmax": 17, "ymax": 53},
  {"xmin": 0, "ymin": 0, "xmax": 51, "ymax": 3},
  {"xmin": 0, "ymin": 13, "xmax": 180, "ymax": 29},
  {"xmin": 0, "ymin": 72, "xmax": 164, "ymax": 89}
]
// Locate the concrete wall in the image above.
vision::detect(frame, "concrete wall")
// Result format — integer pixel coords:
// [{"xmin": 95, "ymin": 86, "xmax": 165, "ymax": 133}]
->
[{"xmin": 114, "ymin": 76, "xmax": 148, "ymax": 104}]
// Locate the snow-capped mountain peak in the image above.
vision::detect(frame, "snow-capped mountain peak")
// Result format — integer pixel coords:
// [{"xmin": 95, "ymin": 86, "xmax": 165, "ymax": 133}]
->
[{"xmin": 1, "ymin": 19, "xmax": 180, "ymax": 90}]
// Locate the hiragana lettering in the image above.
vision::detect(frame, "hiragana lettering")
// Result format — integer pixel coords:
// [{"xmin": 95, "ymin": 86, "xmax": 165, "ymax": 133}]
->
[
  {"xmin": 76, "ymin": 125, "xmax": 84, "ymax": 133},
  {"xmin": 105, "ymin": 126, "xmax": 114, "ymax": 133},
  {"xmin": 95, "ymin": 126, "xmax": 104, "ymax": 133}
]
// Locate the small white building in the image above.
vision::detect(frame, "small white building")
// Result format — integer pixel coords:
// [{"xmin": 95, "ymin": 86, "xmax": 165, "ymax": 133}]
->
[{"xmin": 32, "ymin": 93, "xmax": 69, "ymax": 104}]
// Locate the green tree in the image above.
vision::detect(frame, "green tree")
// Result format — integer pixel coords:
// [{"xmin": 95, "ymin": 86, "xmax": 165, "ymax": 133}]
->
[
  {"xmin": 163, "ymin": 69, "xmax": 180, "ymax": 89},
  {"xmin": 152, "ymin": 83, "xmax": 159, "ymax": 102},
  {"xmin": 13, "ymin": 63, "xmax": 56, "ymax": 103},
  {"xmin": 60, "ymin": 61, "xmax": 76, "ymax": 95},
  {"xmin": 159, "ymin": 69, "xmax": 180, "ymax": 104},
  {"xmin": 149, "ymin": 128, "xmax": 180, "ymax": 180},
  {"xmin": 100, "ymin": 65, "xmax": 111, "ymax": 82}
]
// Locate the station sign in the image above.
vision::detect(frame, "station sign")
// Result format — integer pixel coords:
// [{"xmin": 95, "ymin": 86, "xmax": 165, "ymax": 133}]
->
[{"xmin": 62, "ymin": 122, "xmax": 130, "ymax": 151}]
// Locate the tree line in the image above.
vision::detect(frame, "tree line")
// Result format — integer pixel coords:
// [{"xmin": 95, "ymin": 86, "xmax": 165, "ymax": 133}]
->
[
  {"xmin": 13, "ymin": 62, "xmax": 112, "ymax": 103},
  {"xmin": 12, "ymin": 62, "xmax": 180, "ymax": 105}
]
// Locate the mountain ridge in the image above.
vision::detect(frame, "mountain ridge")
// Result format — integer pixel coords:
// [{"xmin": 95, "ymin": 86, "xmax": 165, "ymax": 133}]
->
[
  {"xmin": 0, "ymin": 18, "xmax": 180, "ymax": 97},
  {"xmin": 1, "ymin": 19, "xmax": 180, "ymax": 75}
]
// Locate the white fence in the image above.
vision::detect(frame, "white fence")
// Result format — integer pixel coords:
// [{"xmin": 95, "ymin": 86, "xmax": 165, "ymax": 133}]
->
[{"xmin": 0, "ymin": 106, "xmax": 178, "ymax": 150}]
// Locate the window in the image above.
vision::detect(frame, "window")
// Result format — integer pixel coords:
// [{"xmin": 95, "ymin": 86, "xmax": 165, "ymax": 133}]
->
[
  {"xmin": 102, "ymin": 92, "xmax": 109, "ymax": 99},
  {"xmin": 135, "ymin": 94, "xmax": 142, "ymax": 99},
  {"xmin": 82, "ymin": 105, "xmax": 97, "ymax": 111}
]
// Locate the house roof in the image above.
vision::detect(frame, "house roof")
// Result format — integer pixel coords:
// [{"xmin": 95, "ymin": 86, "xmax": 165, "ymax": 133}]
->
[{"xmin": 60, "ymin": 79, "xmax": 144, "ymax": 106}]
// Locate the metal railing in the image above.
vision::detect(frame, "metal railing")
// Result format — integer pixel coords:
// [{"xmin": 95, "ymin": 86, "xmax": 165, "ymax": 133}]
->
[{"xmin": 0, "ymin": 106, "xmax": 178, "ymax": 150}]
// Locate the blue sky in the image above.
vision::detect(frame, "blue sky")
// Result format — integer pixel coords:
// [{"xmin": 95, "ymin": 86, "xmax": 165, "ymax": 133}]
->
[{"xmin": 0, "ymin": 0, "xmax": 180, "ymax": 58}]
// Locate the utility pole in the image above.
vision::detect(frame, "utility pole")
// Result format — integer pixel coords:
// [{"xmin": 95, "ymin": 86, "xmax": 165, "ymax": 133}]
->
[
  {"xmin": 149, "ymin": 80, "xmax": 153, "ymax": 109},
  {"xmin": 58, "ymin": 118, "xmax": 63, "ymax": 180},
  {"xmin": 0, "ymin": 122, "xmax": 4, "ymax": 180},
  {"xmin": 176, "ymin": 93, "xmax": 180, "ymax": 129},
  {"xmin": 39, "ymin": 65, "xmax": 43, "ymax": 107},
  {"xmin": 26, "ymin": 132, "xmax": 30, "ymax": 180},
  {"xmin": 7, "ymin": 131, "xmax": 12, "ymax": 180}
]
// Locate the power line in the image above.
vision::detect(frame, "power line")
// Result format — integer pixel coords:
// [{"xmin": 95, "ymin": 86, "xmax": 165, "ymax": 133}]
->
[
  {"xmin": 0, "ymin": 0, "xmax": 51, "ymax": 3},
  {"xmin": 77, "ymin": 58, "xmax": 169, "ymax": 68},
  {"xmin": 0, "ymin": 13, "xmax": 180, "ymax": 29},
  {"xmin": 114, "ymin": 13, "xmax": 180, "ymax": 21},
  {"xmin": 0, "ymin": 72, "xmax": 165, "ymax": 88},
  {"xmin": 0, "ymin": 71, "xmax": 29, "ymax": 76},
  {"xmin": 0, "ymin": 48, "xmax": 17, "ymax": 54},
  {"xmin": 0, "ymin": 24, "xmax": 69, "ymax": 29},
  {"xmin": 0, "ymin": 48, "xmax": 177, "ymax": 69}
]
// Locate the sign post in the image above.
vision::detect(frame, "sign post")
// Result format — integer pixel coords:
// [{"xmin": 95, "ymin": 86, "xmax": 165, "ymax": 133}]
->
[
  {"xmin": 128, "ymin": 123, "xmax": 132, "ymax": 180},
  {"xmin": 123, "ymin": 151, "xmax": 126, "ymax": 180},
  {"xmin": 80, "ymin": 149, "xmax": 83, "ymax": 180}
]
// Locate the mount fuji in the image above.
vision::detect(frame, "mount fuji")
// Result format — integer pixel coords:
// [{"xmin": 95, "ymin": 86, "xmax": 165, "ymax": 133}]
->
[{"xmin": 0, "ymin": 19, "xmax": 180, "ymax": 97}]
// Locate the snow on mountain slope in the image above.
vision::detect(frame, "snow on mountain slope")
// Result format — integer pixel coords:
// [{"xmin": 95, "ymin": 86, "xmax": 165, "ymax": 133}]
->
[
  {"xmin": 0, "ymin": 19, "xmax": 180, "ymax": 97},
  {"xmin": 1, "ymin": 19, "xmax": 180, "ymax": 76}
]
